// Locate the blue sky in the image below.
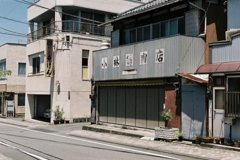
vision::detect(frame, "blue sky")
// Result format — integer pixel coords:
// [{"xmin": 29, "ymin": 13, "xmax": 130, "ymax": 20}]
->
[{"xmin": 0, "ymin": 0, "xmax": 34, "ymax": 46}]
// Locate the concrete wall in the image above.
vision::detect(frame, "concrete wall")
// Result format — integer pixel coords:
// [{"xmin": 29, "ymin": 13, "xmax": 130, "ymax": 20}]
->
[
  {"xmin": 25, "ymin": 33, "xmax": 109, "ymax": 123},
  {"xmin": 93, "ymin": 35, "xmax": 204, "ymax": 81},
  {"xmin": 0, "ymin": 44, "xmax": 26, "ymax": 115},
  {"xmin": 28, "ymin": 0, "xmax": 144, "ymax": 21}
]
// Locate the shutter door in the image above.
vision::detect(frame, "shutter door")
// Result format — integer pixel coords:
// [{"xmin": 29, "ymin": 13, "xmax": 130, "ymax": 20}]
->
[
  {"xmin": 99, "ymin": 88, "xmax": 108, "ymax": 122},
  {"xmin": 126, "ymin": 88, "xmax": 136, "ymax": 126},
  {"xmin": 116, "ymin": 88, "xmax": 126, "ymax": 125},
  {"xmin": 107, "ymin": 88, "xmax": 116, "ymax": 123},
  {"xmin": 136, "ymin": 88, "xmax": 147, "ymax": 128}
]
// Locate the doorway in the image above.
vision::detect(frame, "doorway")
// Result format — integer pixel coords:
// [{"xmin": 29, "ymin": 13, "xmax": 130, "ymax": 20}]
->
[
  {"xmin": 34, "ymin": 95, "xmax": 51, "ymax": 122},
  {"xmin": 213, "ymin": 87, "xmax": 225, "ymax": 138}
]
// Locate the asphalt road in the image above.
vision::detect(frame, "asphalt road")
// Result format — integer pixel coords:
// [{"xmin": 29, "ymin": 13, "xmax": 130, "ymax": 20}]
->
[{"xmin": 0, "ymin": 122, "xmax": 198, "ymax": 160}]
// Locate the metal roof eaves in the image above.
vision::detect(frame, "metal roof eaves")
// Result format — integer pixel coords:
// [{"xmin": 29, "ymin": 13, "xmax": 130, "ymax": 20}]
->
[
  {"xmin": 98, "ymin": 0, "xmax": 180, "ymax": 26},
  {"xmin": 116, "ymin": 0, "xmax": 180, "ymax": 19}
]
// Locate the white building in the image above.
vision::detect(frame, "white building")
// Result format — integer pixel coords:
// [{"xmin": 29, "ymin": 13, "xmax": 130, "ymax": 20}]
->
[
  {"xmin": 25, "ymin": 0, "xmax": 145, "ymax": 123},
  {"xmin": 0, "ymin": 43, "xmax": 26, "ymax": 117}
]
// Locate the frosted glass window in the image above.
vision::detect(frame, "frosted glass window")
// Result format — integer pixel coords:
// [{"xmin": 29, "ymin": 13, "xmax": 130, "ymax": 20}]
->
[{"xmin": 215, "ymin": 90, "xmax": 225, "ymax": 109}]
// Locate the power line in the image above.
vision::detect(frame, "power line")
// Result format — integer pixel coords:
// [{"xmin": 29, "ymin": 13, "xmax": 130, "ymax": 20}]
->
[
  {"xmin": 176, "ymin": 2, "xmax": 211, "ymax": 73},
  {"xmin": 196, "ymin": 4, "xmax": 227, "ymax": 69},
  {"xmin": 13, "ymin": 0, "xmax": 104, "ymax": 24},
  {"xmin": 4, "ymin": 3, "xmax": 20, "ymax": 17},
  {"xmin": 0, "ymin": 32, "xmax": 28, "ymax": 38},
  {"xmin": 0, "ymin": 26, "xmax": 27, "ymax": 36}
]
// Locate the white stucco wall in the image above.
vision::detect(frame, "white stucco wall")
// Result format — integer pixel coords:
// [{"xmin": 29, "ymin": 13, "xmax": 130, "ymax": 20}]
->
[
  {"xmin": 25, "ymin": 32, "xmax": 110, "ymax": 123},
  {"xmin": 28, "ymin": 0, "xmax": 144, "ymax": 21},
  {"xmin": 0, "ymin": 43, "xmax": 26, "ymax": 115}
]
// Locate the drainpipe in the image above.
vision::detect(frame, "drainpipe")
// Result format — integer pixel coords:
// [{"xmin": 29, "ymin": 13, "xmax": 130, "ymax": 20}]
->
[{"xmin": 188, "ymin": 2, "xmax": 207, "ymax": 37}]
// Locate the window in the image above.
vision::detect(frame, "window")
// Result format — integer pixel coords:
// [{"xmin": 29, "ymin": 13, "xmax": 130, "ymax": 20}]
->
[
  {"xmin": 18, "ymin": 63, "xmax": 26, "ymax": 76},
  {"xmin": 143, "ymin": 26, "xmax": 150, "ymax": 40},
  {"xmin": 32, "ymin": 57, "xmax": 40, "ymax": 74},
  {"xmin": 130, "ymin": 29, "xmax": 136, "ymax": 43},
  {"xmin": 0, "ymin": 60, "xmax": 6, "ymax": 71},
  {"xmin": 0, "ymin": 60, "xmax": 6, "ymax": 78},
  {"xmin": 81, "ymin": 11, "xmax": 105, "ymax": 35},
  {"xmin": 161, "ymin": 21, "xmax": 169, "ymax": 37},
  {"xmin": 18, "ymin": 94, "xmax": 25, "ymax": 106},
  {"xmin": 170, "ymin": 19, "xmax": 178, "ymax": 36},
  {"xmin": 124, "ymin": 30, "xmax": 130, "ymax": 44},
  {"xmin": 152, "ymin": 23, "xmax": 160, "ymax": 39},
  {"xmin": 82, "ymin": 50, "xmax": 89, "ymax": 79},
  {"xmin": 123, "ymin": 16, "xmax": 183, "ymax": 45}
]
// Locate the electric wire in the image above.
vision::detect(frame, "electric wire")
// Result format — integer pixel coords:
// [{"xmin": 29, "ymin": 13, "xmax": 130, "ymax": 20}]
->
[
  {"xmin": 0, "ymin": 32, "xmax": 28, "ymax": 38},
  {"xmin": 196, "ymin": 4, "xmax": 227, "ymax": 69},
  {"xmin": 0, "ymin": 26, "xmax": 27, "ymax": 36},
  {"xmin": 13, "ymin": 0, "xmax": 104, "ymax": 24},
  {"xmin": 176, "ymin": 2, "xmax": 211, "ymax": 73}
]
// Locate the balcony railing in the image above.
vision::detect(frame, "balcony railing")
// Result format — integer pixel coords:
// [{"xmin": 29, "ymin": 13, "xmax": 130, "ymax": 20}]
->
[
  {"xmin": 28, "ymin": 20, "xmax": 113, "ymax": 43},
  {"xmin": 226, "ymin": 91, "xmax": 240, "ymax": 118}
]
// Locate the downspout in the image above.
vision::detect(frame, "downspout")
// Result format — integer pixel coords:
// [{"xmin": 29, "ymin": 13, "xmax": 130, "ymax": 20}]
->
[{"xmin": 188, "ymin": 2, "xmax": 207, "ymax": 37}]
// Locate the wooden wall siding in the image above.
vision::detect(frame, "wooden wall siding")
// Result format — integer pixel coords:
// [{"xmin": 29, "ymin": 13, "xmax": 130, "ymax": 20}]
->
[
  {"xmin": 205, "ymin": 3, "xmax": 227, "ymax": 64},
  {"xmin": 165, "ymin": 85, "xmax": 181, "ymax": 130}
]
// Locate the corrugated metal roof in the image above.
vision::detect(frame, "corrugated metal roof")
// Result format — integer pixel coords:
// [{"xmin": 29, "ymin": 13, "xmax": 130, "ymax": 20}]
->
[
  {"xmin": 195, "ymin": 61, "xmax": 240, "ymax": 74},
  {"xmin": 179, "ymin": 73, "xmax": 208, "ymax": 83},
  {"xmin": 116, "ymin": 0, "xmax": 180, "ymax": 19}
]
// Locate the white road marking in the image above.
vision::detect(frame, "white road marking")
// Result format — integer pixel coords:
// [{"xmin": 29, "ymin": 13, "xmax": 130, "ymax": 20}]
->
[
  {"xmin": 0, "ymin": 123, "xmax": 182, "ymax": 160},
  {"xmin": 0, "ymin": 141, "xmax": 48, "ymax": 160}
]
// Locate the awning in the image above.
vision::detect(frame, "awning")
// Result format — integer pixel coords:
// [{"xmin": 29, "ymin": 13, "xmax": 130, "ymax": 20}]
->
[
  {"xmin": 178, "ymin": 73, "xmax": 208, "ymax": 83},
  {"xmin": 96, "ymin": 79, "xmax": 164, "ymax": 87},
  {"xmin": 195, "ymin": 61, "xmax": 240, "ymax": 74}
]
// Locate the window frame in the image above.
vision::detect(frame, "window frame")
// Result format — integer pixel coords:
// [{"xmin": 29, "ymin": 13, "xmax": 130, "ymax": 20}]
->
[
  {"xmin": 18, "ymin": 63, "xmax": 26, "ymax": 76},
  {"xmin": 32, "ymin": 57, "xmax": 40, "ymax": 74},
  {"xmin": 0, "ymin": 59, "xmax": 6, "ymax": 79},
  {"xmin": 82, "ymin": 50, "xmax": 89, "ymax": 80},
  {"xmin": 18, "ymin": 93, "xmax": 25, "ymax": 107},
  {"xmin": 123, "ymin": 16, "xmax": 184, "ymax": 45}
]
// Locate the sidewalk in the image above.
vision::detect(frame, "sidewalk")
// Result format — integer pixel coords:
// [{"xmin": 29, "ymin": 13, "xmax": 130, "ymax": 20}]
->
[
  {"xmin": 68, "ymin": 129, "xmax": 240, "ymax": 160},
  {"xmin": 69, "ymin": 124, "xmax": 240, "ymax": 160}
]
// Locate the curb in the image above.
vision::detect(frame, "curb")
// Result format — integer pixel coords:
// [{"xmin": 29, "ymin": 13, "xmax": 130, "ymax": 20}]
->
[
  {"xmin": 68, "ymin": 133, "xmax": 217, "ymax": 160},
  {"xmin": 82, "ymin": 125, "xmax": 143, "ymax": 138}
]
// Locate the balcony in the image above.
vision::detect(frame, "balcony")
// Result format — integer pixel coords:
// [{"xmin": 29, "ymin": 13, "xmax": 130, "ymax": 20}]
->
[{"xmin": 28, "ymin": 20, "xmax": 113, "ymax": 43}]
